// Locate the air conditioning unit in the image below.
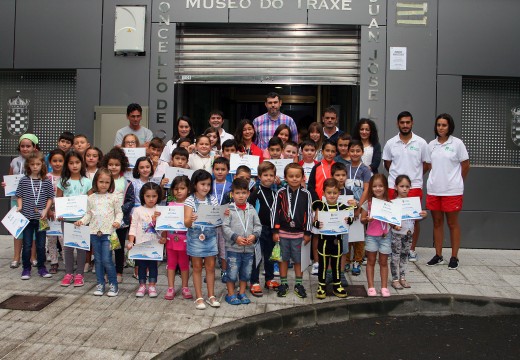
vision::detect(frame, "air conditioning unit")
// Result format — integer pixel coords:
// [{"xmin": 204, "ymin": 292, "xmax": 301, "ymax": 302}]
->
[{"xmin": 114, "ymin": 6, "xmax": 146, "ymax": 55}]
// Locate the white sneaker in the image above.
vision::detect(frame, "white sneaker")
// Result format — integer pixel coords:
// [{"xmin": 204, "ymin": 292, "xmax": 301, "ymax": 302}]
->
[
  {"xmin": 408, "ymin": 250, "xmax": 418, "ymax": 262},
  {"xmin": 311, "ymin": 262, "xmax": 319, "ymax": 275},
  {"xmin": 93, "ymin": 284, "xmax": 104, "ymax": 296},
  {"xmin": 107, "ymin": 284, "xmax": 119, "ymax": 297}
]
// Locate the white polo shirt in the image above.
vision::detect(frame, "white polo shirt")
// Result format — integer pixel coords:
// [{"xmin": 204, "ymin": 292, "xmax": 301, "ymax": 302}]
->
[
  {"xmin": 426, "ymin": 136, "xmax": 469, "ymax": 196},
  {"xmin": 382, "ymin": 132, "xmax": 429, "ymax": 189},
  {"xmin": 220, "ymin": 129, "xmax": 234, "ymax": 144}
]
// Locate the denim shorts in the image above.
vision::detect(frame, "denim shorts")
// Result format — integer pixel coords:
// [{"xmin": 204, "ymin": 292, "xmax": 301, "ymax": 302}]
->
[
  {"xmin": 226, "ymin": 251, "xmax": 254, "ymax": 282},
  {"xmin": 280, "ymin": 236, "xmax": 302, "ymax": 263},
  {"xmin": 186, "ymin": 226, "xmax": 218, "ymax": 258},
  {"xmin": 365, "ymin": 233, "xmax": 392, "ymax": 255}
]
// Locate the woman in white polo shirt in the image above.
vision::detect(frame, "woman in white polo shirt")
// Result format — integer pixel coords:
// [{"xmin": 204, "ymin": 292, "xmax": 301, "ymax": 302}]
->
[{"xmin": 426, "ymin": 113, "xmax": 470, "ymax": 270}]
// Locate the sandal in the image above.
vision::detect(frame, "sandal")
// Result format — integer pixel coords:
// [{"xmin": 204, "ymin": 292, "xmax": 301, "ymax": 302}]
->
[
  {"xmin": 381, "ymin": 288, "xmax": 391, "ymax": 297},
  {"xmin": 206, "ymin": 296, "xmax": 221, "ymax": 308},
  {"xmin": 225, "ymin": 294, "xmax": 241, "ymax": 305},
  {"xmin": 237, "ymin": 293, "xmax": 251, "ymax": 304},
  {"xmin": 250, "ymin": 283, "xmax": 263, "ymax": 297},
  {"xmin": 399, "ymin": 278, "xmax": 411, "ymax": 288},
  {"xmin": 391, "ymin": 280, "xmax": 403, "ymax": 290},
  {"xmin": 194, "ymin": 298, "xmax": 206, "ymax": 310},
  {"xmin": 367, "ymin": 287, "xmax": 377, "ymax": 297}
]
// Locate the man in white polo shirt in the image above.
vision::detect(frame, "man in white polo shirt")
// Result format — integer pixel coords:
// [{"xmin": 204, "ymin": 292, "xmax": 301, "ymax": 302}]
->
[
  {"xmin": 383, "ymin": 111, "xmax": 430, "ymax": 262},
  {"xmin": 208, "ymin": 110, "xmax": 234, "ymax": 144}
]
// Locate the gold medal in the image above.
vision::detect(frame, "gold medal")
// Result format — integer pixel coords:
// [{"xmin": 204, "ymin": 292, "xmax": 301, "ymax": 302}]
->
[
  {"xmin": 174, "ymin": 235, "xmax": 179, "ymax": 242},
  {"xmin": 199, "ymin": 234, "xmax": 206, "ymax": 241}
]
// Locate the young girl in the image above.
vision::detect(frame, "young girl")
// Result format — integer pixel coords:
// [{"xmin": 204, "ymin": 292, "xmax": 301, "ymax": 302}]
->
[
  {"xmin": 177, "ymin": 137, "xmax": 193, "ymax": 153},
  {"xmin": 273, "ymin": 124, "xmax": 292, "ymax": 145},
  {"xmin": 16, "ymin": 152, "xmax": 55, "ymax": 280},
  {"xmin": 188, "ymin": 135, "xmax": 214, "ymax": 173},
  {"xmin": 121, "ymin": 133, "xmax": 140, "ymax": 148},
  {"xmin": 184, "ymin": 169, "xmax": 220, "ymax": 310},
  {"xmin": 57, "ymin": 149, "xmax": 92, "ymax": 287},
  {"xmin": 160, "ymin": 176, "xmax": 193, "ymax": 300},
  {"xmin": 308, "ymin": 122, "xmax": 324, "ymax": 161},
  {"xmin": 132, "ymin": 156, "xmax": 154, "ymax": 208},
  {"xmin": 360, "ymin": 174, "xmax": 391, "ymax": 297},
  {"xmin": 46, "ymin": 149, "xmax": 65, "ymax": 274},
  {"xmin": 390, "ymin": 175, "xmax": 427, "ymax": 290},
  {"xmin": 127, "ymin": 182, "xmax": 163, "ymax": 298},
  {"xmin": 234, "ymin": 119, "xmax": 263, "ymax": 162},
  {"xmin": 204, "ymin": 127, "xmax": 222, "ymax": 157},
  {"xmin": 100, "ymin": 148, "xmax": 135, "ymax": 283},
  {"xmin": 75, "ymin": 168, "xmax": 122, "ymax": 296},
  {"xmin": 84, "ymin": 146, "xmax": 103, "ymax": 181}
]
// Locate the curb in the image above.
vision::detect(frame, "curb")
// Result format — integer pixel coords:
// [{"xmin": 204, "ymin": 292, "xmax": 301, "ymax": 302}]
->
[{"xmin": 155, "ymin": 294, "xmax": 520, "ymax": 360}]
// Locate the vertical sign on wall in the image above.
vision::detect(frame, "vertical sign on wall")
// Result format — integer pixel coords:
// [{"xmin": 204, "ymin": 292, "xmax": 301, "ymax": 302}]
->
[{"xmin": 150, "ymin": 1, "xmax": 175, "ymax": 142}]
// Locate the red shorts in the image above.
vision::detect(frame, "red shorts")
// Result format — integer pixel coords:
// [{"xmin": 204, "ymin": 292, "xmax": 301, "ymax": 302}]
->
[
  {"xmin": 426, "ymin": 195, "xmax": 463, "ymax": 212},
  {"xmin": 388, "ymin": 188, "xmax": 423, "ymax": 200}
]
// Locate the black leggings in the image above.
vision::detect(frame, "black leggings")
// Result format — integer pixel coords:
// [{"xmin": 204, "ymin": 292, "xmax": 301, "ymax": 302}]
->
[
  {"xmin": 317, "ymin": 237, "xmax": 342, "ymax": 289},
  {"xmin": 114, "ymin": 227, "xmax": 129, "ymax": 274}
]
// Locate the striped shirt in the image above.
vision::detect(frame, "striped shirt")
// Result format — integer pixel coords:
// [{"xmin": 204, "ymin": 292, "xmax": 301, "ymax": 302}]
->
[
  {"xmin": 253, "ymin": 113, "xmax": 298, "ymax": 150},
  {"xmin": 184, "ymin": 194, "xmax": 218, "ymax": 211},
  {"xmin": 16, "ymin": 176, "xmax": 55, "ymax": 220}
]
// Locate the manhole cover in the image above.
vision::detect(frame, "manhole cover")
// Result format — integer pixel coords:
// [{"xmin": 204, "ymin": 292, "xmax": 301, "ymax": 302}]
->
[
  {"xmin": 0, "ymin": 295, "xmax": 58, "ymax": 311},
  {"xmin": 326, "ymin": 284, "xmax": 368, "ymax": 297}
]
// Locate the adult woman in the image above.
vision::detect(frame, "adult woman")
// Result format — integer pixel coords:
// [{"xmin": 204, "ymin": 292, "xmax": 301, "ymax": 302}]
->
[
  {"xmin": 234, "ymin": 119, "xmax": 263, "ymax": 162},
  {"xmin": 351, "ymin": 118, "xmax": 381, "ymax": 174},
  {"xmin": 426, "ymin": 113, "xmax": 470, "ymax": 270},
  {"xmin": 160, "ymin": 116, "xmax": 196, "ymax": 162}
]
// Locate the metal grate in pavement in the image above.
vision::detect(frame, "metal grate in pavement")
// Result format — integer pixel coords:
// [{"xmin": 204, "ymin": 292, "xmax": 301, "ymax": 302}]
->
[{"xmin": 0, "ymin": 295, "xmax": 58, "ymax": 311}]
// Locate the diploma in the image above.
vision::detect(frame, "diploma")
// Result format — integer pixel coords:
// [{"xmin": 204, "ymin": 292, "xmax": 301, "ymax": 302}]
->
[
  {"xmin": 123, "ymin": 148, "xmax": 146, "ymax": 169},
  {"xmin": 339, "ymin": 195, "xmax": 355, "ymax": 207},
  {"xmin": 63, "ymin": 223, "xmax": 90, "ymax": 251},
  {"xmin": 47, "ymin": 220, "xmax": 63, "ymax": 236},
  {"xmin": 55, "ymin": 195, "xmax": 88, "ymax": 219},
  {"xmin": 1, "ymin": 206, "xmax": 29, "ymax": 238},
  {"xmin": 128, "ymin": 240, "xmax": 164, "ymax": 261},
  {"xmin": 266, "ymin": 159, "xmax": 293, "ymax": 180},
  {"xmin": 393, "ymin": 197, "xmax": 422, "ymax": 220},
  {"xmin": 229, "ymin": 154, "xmax": 260, "ymax": 176},
  {"xmin": 317, "ymin": 210, "xmax": 351, "ymax": 235},
  {"xmin": 3, "ymin": 174, "xmax": 24, "ymax": 197},
  {"xmin": 300, "ymin": 239, "xmax": 311, "ymax": 272},
  {"xmin": 163, "ymin": 167, "xmax": 195, "ymax": 188},
  {"xmin": 155, "ymin": 205, "xmax": 187, "ymax": 231},
  {"xmin": 194, "ymin": 204, "xmax": 226, "ymax": 227},
  {"xmin": 370, "ymin": 197, "xmax": 402, "ymax": 226},
  {"xmin": 348, "ymin": 218, "xmax": 365, "ymax": 243}
]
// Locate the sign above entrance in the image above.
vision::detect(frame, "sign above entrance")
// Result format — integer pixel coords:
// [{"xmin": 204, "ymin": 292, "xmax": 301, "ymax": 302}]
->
[{"xmin": 186, "ymin": 0, "xmax": 353, "ymax": 11}]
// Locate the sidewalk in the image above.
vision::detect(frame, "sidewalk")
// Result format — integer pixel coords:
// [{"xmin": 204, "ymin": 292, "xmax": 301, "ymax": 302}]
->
[{"xmin": 0, "ymin": 235, "xmax": 519, "ymax": 359}]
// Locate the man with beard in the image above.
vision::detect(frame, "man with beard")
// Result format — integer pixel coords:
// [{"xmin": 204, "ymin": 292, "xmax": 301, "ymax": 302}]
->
[
  {"xmin": 253, "ymin": 92, "xmax": 298, "ymax": 150},
  {"xmin": 322, "ymin": 106, "xmax": 344, "ymax": 144},
  {"xmin": 383, "ymin": 111, "xmax": 430, "ymax": 262}
]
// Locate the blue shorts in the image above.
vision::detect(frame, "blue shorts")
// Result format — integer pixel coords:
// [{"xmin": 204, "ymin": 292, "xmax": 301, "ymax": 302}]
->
[
  {"xmin": 226, "ymin": 251, "xmax": 254, "ymax": 282},
  {"xmin": 186, "ymin": 226, "xmax": 218, "ymax": 258},
  {"xmin": 365, "ymin": 233, "xmax": 391, "ymax": 255}
]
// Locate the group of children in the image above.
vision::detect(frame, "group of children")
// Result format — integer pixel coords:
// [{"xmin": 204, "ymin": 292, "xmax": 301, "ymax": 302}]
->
[{"xmin": 4, "ymin": 120, "xmax": 427, "ymax": 306}]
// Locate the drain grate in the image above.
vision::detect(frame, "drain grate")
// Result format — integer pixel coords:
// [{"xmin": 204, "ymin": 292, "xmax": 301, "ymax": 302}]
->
[
  {"xmin": 0, "ymin": 295, "xmax": 58, "ymax": 311},
  {"xmin": 326, "ymin": 284, "xmax": 368, "ymax": 298}
]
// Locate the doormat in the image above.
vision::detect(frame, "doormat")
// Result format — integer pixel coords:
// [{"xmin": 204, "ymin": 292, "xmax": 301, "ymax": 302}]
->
[
  {"xmin": 0, "ymin": 295, "xmax": 58, "ymax": 311},
  {"xmin": 326, "ymin": 284, "xmax": 368, "ymax": 298}
]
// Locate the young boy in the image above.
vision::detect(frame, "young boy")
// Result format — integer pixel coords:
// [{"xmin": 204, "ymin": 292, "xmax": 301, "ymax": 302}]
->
[
  {"xmin": 222, "ymin": 178, "xmax": 262, "ymax": 305},
  {"xmin": 46, "ymin": 131, "xmax": 74, "ymax": 172},
  {"xmin": 73, "ymin": 134, "xmax": 90, "ymax": 157},
  {"xmin": 282, "ymin": 140, "xmax": 299, "ymax": 162},
  {"xmin": 222, "ymin": 166, "xmax": 255, "ymax": 205},
  {"xmin": 298, "ymin": 140, "xmax": 318, "ymax": 186},
  {"xmin": 148, "ymin": 137, "xmax": 169, "ymax": 179},
  {"xmin": 266, "ymin": 137, "xmax": 283, "ymax": 160},
  {"xmin": 334, "ymin": 133, "xmax": 352, "ymax": 166},
  {"xmin": 221, "ymin": 139, "xmax": 238, "ymax": 160},
  {"xmin": 272, "ymin": 163, "xmax": 313, "ymax": 298},
  {"xmin": 312, "ymin": 178, "xmax": 354, "ymax": 299},
  {"xmin": 170, "ymin": 147, "xmax": 189, "ymax": 169},
  {"xmin": 249, "ymin": 162, "xmax": 281, "ymax": 297}
]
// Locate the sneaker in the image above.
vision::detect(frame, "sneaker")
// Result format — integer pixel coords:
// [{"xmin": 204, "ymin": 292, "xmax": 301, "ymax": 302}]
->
[
  {"xmin": 250, "ymin": 283, "xmax": 263, "ymax": 297},
  {"xmin": 340, "ymin": 272, "xmax": 348, "ymax": 287},
  {"xmin": 38, "ymin": 267, "xmax": 52, "ymax": 278},
  {"xmin": 333, "ymin": 285, "xmax": 348, "ymax": 298},
  {"xmin": 408, "ymin": 250, "xmax": 418, "ymax": 262},
  {"xmin": 351, "ymin": 262, "xmax": 361, "ymax": 276},
  {"xmin": 344, "ymin": 263, "xmax": 351, "ymax": 273},
  {"xmin": 107, "ymin": 284, "xmax": 119, "ymax": 297},
  {"xmin": 164, "ymin": 287, "xmax": 175, "ymax": 300},
  {"xmin": 316, "ymin": 285, "xmax": 326, "ymax": 299},
  {"xmin": 311, "ymin": 262, "xmax": 319, "ymax": 275},
  {"xmin": 426, "ymin": 254, "xmax": 445, "ymax": 266},
  {"xmin": 276, "ymin": 283, "xmax": 289, "ymax": 297},
  {"xmin": 273, "ymin": 263, "xmax": 280, "ymax": 276},
  {"xmin": 325, "ymin": 271, "xmax": 333, "ymax": 285},
  {"xmin": 294, "ymin": 284, "xmax": 307, "ymax": 298},
  {"xmin": 61, "ymin": 273, "xmax": 74, "ymax": 287},
  {"xmin": 362, "ymin": 257, "xmax": 367, "ymax": 266},
  {"xmin": 136, "ymin": 285, "xmax": 146, "ymax": 297},
  {"xmin": 73, "ymin": 274, "xmax": 84, "ymax": 287},
  {"xmin": 20, "ymin": 268, "xmax": 31, "ymax": 280},
  {"xmin": 182, "ymin": 287, "xmax": 193, "ymax": 299},
  {"xmin": 448, "ymin": 257, "xmax": 459, "ymax": 270},
  {"xmin": 93, "ymin": 284, "xmax": 104, "ymax": 296},
  {"xmin": 265, "ymin": 280, "xmax": 280, "ymax": 290},
  {"xmin": 148, "ymin": 286, "xmax": 158, "ymax": 298}
]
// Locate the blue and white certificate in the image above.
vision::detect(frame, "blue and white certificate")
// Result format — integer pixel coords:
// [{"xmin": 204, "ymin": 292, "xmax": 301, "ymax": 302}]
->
[
  {"xmin": 163, "ymin": 167, "xmax": 195, "ymax": 188},
  {"xmin": 128, "ymin": 240, "xmax": 164, "ymax": 261},
  {"xmin": 55, "ymin": 195, "xmax": 88, "ymax": 219},
  {"xmin": 194, "ymin": 204, "xmax": 226, "ymax": 227},
  {"xmin": 266, "ymin": 159, "xmax": 293, "ymax": 180},
  {"xmin": 393, "ymin": 197, "xmax": 422, "ymax": 220},
  {"xmin": 155, "ymin": 205, "xmax": 187, "ymax": 231},
  {"xmin": 318, "ymin": 210, "xmax": 351, "ymax": 235},
  {"xmin": 47, "ymin": 220, "xmax": 63, "ymax": 236},
  {"xmin": 348, "ymin": 218, "xmax": 365, "ymax": 243},
  {"xmin": 229, "ymin": 154, "xmax": 260, "ymax": 176},
  {"xmin": 370, "ymin": 197, "xmax": 402, "ymax": 226},
  {"xmin": 1, "ymin": 206, "xmax": 29, "ymax": 238},
  {"xmin": 3, "ymin": 174, "xmax": 24, "ymax": 197},
  {"xmin": 63, "ymin": 223, "xmax": 90, "ymax": 251},
  {"xmin": 123, "ymin": 148, "xmax": 146, "ymax": 169}
]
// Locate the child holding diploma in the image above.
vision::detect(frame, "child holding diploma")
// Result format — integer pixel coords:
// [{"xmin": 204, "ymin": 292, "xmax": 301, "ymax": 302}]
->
[
  {"xmin": 184, "ymin": 169, "xmax": 221, "ymax": 310},
  {"xmin": 75, "ymin": 168, "xmax": 122, "ymax": 296},
  {"xmin": 360, "ymin": 174, "xmax": 391, "ymax": 297},
  {"xmin": 46, "ymin": 148, "xmax": 65, "ymax": 274},
  {"xmin": 16, "ymin": 152, "xmax": 55, "ymax": 280}
]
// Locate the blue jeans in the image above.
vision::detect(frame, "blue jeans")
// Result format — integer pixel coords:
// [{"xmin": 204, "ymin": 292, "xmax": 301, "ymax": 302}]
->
[
  {"xmin": 250, "ymin": 225, "xmax": 275, "ymax": 284},
  {"xmin": 226, "ymin": 251, "xmax": 254, "ymax": 283},
  {"xmin": 135, "ymin": 259, "xmax": 158, "ymax": 284},
  {"xmin": 91, "ymin": 234, "xmax": 117, "ymax": 286},
  {"xmin": 22, "ymin": 220, "xmax": 46, "ymax": 270}
]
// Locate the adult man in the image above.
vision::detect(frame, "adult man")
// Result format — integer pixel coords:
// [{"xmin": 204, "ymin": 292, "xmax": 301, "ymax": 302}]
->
[
  {"xmin": 383, "ymin": 111, "xmax": 430, "ymax": 262},
  {"xmin": 208, "ymin": 110, "xmax": 234, "ymax": 144},
  {"xmin": 322, "ymin": 106, "xmax": 344, "ymax": 143},
  {"xmin": 114, "ymin": 103, "xmax": 153, "ymax": 147},
  {"xmin": 253, "ymin": 92, "xmax": 298, "ymax": 150}
]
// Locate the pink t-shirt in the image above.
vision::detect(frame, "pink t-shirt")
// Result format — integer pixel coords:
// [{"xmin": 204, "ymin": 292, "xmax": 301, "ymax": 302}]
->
[{"xmin": 362, "ymin": 200, "xmax": 389, "ymax": 237}]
